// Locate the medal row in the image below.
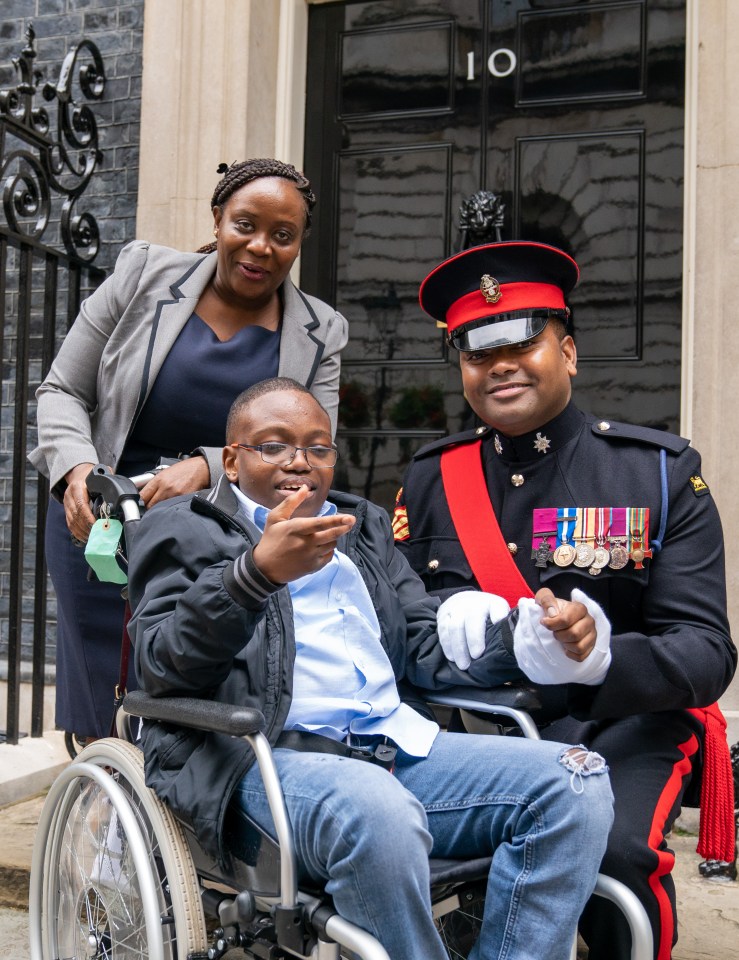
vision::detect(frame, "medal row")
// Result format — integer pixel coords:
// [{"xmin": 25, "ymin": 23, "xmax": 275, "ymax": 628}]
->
[{"xmin": 531, "ymin": 507, "xmax": 652, "ymax": 576}]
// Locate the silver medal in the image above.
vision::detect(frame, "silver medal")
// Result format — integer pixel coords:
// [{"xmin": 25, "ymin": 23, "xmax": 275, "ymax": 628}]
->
[
  {"xmin": 608, "ymin": 542, "xmax": 629, "ymax": 570},
  {"xmin": 574, "ymin": 543, "xmax": 596, "ymax": 568},
  {"xmin": 591, "ymin": 545, "xmax": 610, "ymax": 569}
]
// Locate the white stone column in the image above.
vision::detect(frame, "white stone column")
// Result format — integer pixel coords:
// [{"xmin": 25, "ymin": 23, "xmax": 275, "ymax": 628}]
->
[
  {"xmin": 684, "ymin": 0, "xmax": 739, "ymax": 735},
  {"xmin": 136, "ymin": 0, "xmax": 307, "ymax": 254}
]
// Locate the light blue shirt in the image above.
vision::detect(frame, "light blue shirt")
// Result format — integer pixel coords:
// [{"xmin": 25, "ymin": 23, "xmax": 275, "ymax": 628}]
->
[{"xmin": 232, "ymin": 485, "xmax": 439, "ymax": 757}]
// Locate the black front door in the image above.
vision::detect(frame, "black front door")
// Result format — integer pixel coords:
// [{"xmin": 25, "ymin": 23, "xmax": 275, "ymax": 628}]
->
[{"xmin": 303, "ymin": 0, "xmax": 685, "ymax": 510}]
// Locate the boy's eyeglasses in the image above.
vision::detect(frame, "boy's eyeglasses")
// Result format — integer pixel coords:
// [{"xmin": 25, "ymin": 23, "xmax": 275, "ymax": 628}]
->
[{"xmin": 232, "ymin": 442, "xmax": 338, "ymax": 468}]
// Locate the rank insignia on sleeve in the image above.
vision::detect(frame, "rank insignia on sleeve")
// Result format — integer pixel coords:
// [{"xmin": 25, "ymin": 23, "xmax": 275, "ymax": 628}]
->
[
  {"xmin": 392, "ymin": 507, "xmax": 409, "ymax": 541},
  {"xmin": 392, "ymin": 488, "xmax": 410, "ymax": 541},
  {"xmin": 689, "ymin": 474, "xmax": 710, "ymax": 497}
]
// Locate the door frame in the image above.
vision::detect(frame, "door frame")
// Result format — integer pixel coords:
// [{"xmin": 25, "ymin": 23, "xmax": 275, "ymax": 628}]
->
[{"xmin": 296, "ymin": 0, "xmax": 698, "ymax": 437}]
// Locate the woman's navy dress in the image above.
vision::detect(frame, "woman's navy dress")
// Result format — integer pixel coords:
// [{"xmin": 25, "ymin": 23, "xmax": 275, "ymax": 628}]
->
[{"xmin": 46, "ymin": 316, "xmax": 279, "ymax": 737}]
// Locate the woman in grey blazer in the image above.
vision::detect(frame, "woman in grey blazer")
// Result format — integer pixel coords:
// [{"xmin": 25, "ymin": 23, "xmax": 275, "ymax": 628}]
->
[{"xmin": 29, "ymin": 159, "xmax": 348, "ymax": 741}]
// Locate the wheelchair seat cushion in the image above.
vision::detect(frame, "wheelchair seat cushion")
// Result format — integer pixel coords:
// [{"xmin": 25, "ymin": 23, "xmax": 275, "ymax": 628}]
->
[{"xmin": 429, "ymin": 856, "xmax": 493, "ymax": 886}]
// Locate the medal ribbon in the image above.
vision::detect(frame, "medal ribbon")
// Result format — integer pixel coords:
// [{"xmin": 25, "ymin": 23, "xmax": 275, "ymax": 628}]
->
[
  {"xmin": 579, "ymin": 507, "xmax": 596, "ymax": 551},
  {"xmin": 440, "ymin": 442, "xmax": 534, "ymax": 606},
  {"xmin": 532, "ymin": 508, "xmax": 557, "ymax": 551},
  {"xmin": 596, "ymin": 507, "xmax": 612, "ymax": 545},
  {"xmin": 557, "ymin": 507, "xmax": 575, "ymax": 547},
  {"xmin": 627, "ymin": 507, "xmax": 649, "ymax": 549},
  {"xmin": 573, "ymin": 509, "xmax": 585, "ymax": 546},
  {"xmin": 586, "ymin": 508, "xmax": 597, "ymax": 547},
  {"xmin": 610, "ymin": 507, "xmax": 626, "ymax": 540},
  {"xmin": 640, "ymin": 507, "xmax": 650, "ymax": 550}
]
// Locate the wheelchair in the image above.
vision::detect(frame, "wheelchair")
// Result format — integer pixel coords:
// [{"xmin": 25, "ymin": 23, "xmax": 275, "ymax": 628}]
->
[{"xmin": 29, "ymin": 468, "xmax": 653, "ymax": 960}]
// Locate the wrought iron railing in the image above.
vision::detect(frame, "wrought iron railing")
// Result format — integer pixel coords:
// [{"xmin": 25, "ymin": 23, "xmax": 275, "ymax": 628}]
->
[{"xmin": 0, "ymin": 24, "xmax": 106, "ymax": 743}]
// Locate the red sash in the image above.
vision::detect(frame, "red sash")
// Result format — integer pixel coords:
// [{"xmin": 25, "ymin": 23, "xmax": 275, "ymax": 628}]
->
[
  {"xmin": 440, "ymin": 440, "xmax": 533, "ymax": 606},
  {"xmin": 439, "ymin": 439, "xmax": 735, "ymax": 864}
]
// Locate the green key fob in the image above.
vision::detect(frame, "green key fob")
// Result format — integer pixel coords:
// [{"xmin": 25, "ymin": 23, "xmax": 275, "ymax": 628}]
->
[{"xmin": 84, "ymin": 518, "xmax": 127, "ymax": 584}]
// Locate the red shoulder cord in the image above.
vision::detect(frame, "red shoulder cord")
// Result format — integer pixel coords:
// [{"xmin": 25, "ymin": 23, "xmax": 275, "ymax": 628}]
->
[{"xmin": 440, "ymin": 440, "xmax": 735, "ymax": 863}]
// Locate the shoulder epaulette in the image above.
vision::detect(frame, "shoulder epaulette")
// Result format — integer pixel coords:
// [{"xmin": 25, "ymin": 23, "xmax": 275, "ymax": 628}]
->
[
  {"xmin": 410, "ymin": 425, "xmax": 491, "ymax": 461},
  {"xmin": 589, "ymin": 418, "xmax": 689, "ymax": 454}
]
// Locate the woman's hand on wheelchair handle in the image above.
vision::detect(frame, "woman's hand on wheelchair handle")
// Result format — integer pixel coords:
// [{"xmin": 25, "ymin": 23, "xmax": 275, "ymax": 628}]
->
[
  {"xmin": 139, "ymin": 456, "xmax": 210, "ymax": 507},
  {"xmin": 63, "ymin": 461, "xmax": 98, "ymax": 542}
]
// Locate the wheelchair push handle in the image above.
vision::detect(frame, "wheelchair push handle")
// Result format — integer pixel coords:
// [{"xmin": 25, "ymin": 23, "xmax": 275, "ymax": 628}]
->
[
  {"xmin": 128, "ymin": 456, "xmax": 182, "ymax": 490},
  {"xmin": 84, "ymin": 456, "xmax": 179, "ymax": 523},
  {"xmin": 85, "ymin": 464, "xmax": 142, "ymax": 523}
]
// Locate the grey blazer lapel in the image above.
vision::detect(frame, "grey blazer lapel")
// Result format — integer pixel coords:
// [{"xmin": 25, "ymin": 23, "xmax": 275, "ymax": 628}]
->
[
  {"xmin": 278, "ymin": 279, "xmax": 325, "ymax": 388},
  {"xmin": 133, "ymin": 252, "xmax": 217, "ymax": 420}
]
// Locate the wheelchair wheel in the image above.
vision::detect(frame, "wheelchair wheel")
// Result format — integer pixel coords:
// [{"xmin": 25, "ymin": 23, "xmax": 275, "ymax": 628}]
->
[
  {"xmin": 30, "ymin": 737, "xmax": 207, "ymax": 960},
  {"xmin": 435, "ymin": 885, "xmax": 485, "ymax": 960}
]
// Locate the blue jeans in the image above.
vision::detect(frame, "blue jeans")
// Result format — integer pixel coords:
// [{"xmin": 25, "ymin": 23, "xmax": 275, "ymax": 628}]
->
[{"xmin": 231, "ymin": 732, "xmax": 614, "ymax": 960}]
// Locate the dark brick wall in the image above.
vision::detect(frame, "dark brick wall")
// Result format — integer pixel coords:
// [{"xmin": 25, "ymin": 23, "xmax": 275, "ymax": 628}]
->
[{"xmin": 0, "ymin": 0, "xmax": 144, "ymax": 682}]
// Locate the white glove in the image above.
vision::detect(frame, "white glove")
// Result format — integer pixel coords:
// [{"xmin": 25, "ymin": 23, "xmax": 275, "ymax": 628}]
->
[
  {"xmin": 513, "ymin": 587, "xmax": 612, "ymax": 686},
  {"xmin": 437, "ymin": 591, "xmax": 511, "ymax": 670}
]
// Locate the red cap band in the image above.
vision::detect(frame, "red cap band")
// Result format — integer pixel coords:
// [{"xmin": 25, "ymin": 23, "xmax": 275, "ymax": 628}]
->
[{"xmin": 446, "ymin": 282, "xmax": 566, "ymax": 334}]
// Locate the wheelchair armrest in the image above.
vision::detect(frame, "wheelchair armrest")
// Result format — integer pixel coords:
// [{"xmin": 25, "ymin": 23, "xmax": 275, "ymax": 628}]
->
[
  {"xmin": 423, "ymin": 680, "xmax": 568, "ymax": 729},
  {"xmin": 428, "ymin": 681, "xmax": 544, "ymax": 712},
  {"xmin": 123, "ymin": 690, "xmax": 266, "ymax": 737}
]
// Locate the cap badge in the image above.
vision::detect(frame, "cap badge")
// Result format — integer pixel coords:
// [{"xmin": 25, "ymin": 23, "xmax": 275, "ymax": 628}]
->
[{"xmin": 480, "ymin": 274, "xmax": 502, "ymax": 304}]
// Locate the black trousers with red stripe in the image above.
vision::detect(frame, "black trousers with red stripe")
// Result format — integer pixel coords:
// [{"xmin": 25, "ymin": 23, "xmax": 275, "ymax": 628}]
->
[{"xmin": 543, "ymin": 710, "xmax": 704, "ymax": 960}]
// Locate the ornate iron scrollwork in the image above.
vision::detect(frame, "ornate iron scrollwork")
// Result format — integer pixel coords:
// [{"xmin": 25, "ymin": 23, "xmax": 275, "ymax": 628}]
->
[
  {"xmin": 457, "ymin": 190, "xmax": 506, "ymax": 250},
  {"xmin": 0, "ymin": 23, "xmax": 105, "ymax": 262}
]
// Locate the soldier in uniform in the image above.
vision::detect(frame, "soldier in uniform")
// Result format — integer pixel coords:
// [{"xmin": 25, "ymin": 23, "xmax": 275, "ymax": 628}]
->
[{"xmin": 394, "ymin": 241, "xmax": 737, "ymax": 960}]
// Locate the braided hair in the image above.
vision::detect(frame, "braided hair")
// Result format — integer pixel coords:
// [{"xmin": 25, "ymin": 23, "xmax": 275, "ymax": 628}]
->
[{"xmin": 198, "ymin": 158, "xmax": 316, "ymax": 253}]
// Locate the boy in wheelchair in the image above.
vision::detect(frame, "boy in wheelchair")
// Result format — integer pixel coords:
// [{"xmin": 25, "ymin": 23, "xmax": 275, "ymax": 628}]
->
[{"xmin": 127, "ymin": 377, "xmax": 615, "ymax": 960}]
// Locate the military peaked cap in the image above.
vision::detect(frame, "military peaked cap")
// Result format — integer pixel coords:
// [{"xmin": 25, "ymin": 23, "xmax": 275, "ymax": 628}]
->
[{"xmin": 419, "ymin": 241, "xmax": 579, "ymax": 351}]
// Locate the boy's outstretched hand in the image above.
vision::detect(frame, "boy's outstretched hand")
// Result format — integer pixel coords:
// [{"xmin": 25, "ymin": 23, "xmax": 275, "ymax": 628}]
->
[{"xmin": 252, "ymin": 487, "xmax": 356, "ymax": 584}]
